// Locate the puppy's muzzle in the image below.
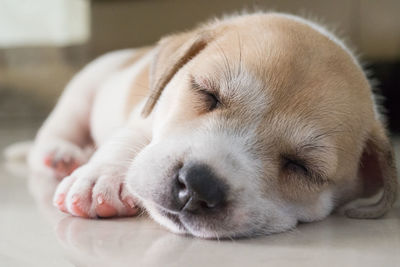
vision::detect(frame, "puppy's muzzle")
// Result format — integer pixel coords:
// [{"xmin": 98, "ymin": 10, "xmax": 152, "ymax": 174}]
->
[{"xmin": 170, "ymin": 162, "xmax": 228, "ymax": 214}]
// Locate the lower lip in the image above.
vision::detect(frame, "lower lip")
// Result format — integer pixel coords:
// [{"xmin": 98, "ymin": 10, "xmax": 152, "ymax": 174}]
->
[{"xmin": 159, "ymin": 209, "xmax": 187, "ymax": 230}]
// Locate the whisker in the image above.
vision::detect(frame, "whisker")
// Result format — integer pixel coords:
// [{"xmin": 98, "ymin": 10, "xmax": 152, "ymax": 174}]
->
[
  {"xmin": 235, "ymin": 30, "xmax": 243, "ymax": 77},
  {"xmin": 215, "ymin": 41, "xmax": 234, "ymax": 84}
]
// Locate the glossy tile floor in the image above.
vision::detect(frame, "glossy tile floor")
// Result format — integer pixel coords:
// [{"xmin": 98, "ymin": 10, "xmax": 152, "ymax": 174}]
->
[{"xmin": 1, "ymin": 121, "xmax": 400, "ymax": 267}]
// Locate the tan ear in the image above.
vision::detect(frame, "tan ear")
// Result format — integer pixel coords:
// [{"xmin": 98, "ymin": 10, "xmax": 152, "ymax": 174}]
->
[
  {"xmin": 345, "ymin": 122, "xmax": 398, "ymax": 219},
  {"xmin": 141, "ymin": 30, "xmax": 214, "ymax": 117}
]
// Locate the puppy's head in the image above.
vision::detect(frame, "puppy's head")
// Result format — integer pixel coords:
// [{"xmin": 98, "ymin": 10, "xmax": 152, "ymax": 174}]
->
[{"xmin": 127, "ymin": 13, "xmax": 398, "ymax": 238}]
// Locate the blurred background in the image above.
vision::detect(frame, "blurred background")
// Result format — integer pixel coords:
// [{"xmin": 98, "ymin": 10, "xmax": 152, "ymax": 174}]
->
[{"xmin": 1, "ymin": 0, "xmax": 399, "ymax": 132}]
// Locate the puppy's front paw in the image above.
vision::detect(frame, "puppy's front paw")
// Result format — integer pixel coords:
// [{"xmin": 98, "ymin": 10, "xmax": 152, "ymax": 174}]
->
[
  {"xmin": 30, "ymin": 139, "xmax": 93, "ymax": 180},
  {"xmin": 53, "ymin": 164, "xmax": 139, "ymax": 218}
]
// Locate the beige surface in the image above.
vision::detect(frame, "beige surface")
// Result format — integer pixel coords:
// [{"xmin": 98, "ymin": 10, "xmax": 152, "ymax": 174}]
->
[{"xmin": 1, "ymin": 122, "xmax": 400, "ymax": 267}]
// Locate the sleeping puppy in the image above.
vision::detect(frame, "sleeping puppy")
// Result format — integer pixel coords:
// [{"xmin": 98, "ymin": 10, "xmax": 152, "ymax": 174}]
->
[{"xmin": 27, "ymin": 12, "xmax": 398, "ymax": 238}]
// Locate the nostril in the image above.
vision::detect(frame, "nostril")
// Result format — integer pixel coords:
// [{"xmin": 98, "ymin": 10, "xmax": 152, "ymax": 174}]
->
[
  {"xmin": 177, "ymin": 176, "xmax": 186, "ymax": 190},
  {"xmin": 181, "ymin": 194, "xmax": 221, "ymax": 213},
  {"xmin": 175, "ymin": 174, "xmax": 190, "ymax": 208},
  {"xmin": 176, "ymin": 162, "xmax": 227, "ymax": 213},
  {"xmin": 200, "ymin": 200, "xmax": 214, "ymax": 209}
]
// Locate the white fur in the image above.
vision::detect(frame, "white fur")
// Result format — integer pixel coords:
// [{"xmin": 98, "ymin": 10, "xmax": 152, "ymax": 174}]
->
[
  {"xmin": 3, "ymin": 141, "xmax": 33, "ymax": 161},
  {"xmin": 9, "ymin": 12, "xmax": 386, "ymax": 239},
  {"xmin": 91, "ymin": 49, "xmax": 155, "ymax": 144}
]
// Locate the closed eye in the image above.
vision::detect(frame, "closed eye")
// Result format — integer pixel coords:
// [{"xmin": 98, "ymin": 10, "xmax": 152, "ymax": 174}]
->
[
  {"xmin": 283, "ymin": 156, "xmax": 309, "ymax": 175},
  {"xmin": 282, "ymin": 155, "xmax": 327, "ymax": 185},
  {"xmin": 199, "ymin": 89, "xmax": 220, "ymax": 111},
  {"xmin": 190, "ymin": 77, "xmax": 221, "ymax": 111}
]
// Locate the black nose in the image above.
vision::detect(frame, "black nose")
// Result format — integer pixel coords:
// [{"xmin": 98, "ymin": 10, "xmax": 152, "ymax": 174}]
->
[{"xmin": 175, "ymin": 163, "xmax": 227, "ymax": 213}]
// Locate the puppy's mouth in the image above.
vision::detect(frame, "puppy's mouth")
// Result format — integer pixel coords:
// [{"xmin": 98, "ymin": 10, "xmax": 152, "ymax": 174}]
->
[
  {"xmin": 156, "ymin": 206, "xmax": 225, "ymax": 239},
  {"xmin": 155, "ymin": 202, "xmax": 244, "ymax": 239},
  {"xmin": 158, "ymin": 209, "xmax": 188, "ymax": 231}
]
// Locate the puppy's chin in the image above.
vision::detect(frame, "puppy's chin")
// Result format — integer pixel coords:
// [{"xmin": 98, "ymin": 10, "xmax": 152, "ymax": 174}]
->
[
  {"xmin": 142, "ymin": 201, "xmax": 229, "ymax": 239},
  {"xmin": 141, "ymin": 200, "xmax": 295, "ymax": 239},
  {"xmin": 141, "ymin": 204, "xmax": 188, "ymax": 235},
  {"xmin": 150, "ymin": 209, "xmax": 230, "ymax": 239}
]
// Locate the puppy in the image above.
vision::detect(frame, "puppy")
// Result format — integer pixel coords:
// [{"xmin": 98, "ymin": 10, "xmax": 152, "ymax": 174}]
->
[{"xmin": 26, "ymin": 12, "xmax": 398, "ymax": 238}]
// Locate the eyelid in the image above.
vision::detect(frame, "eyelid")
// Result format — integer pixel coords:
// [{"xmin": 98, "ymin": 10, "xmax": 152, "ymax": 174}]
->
[
  {"xmin": 284, "ymin": 157, "xmax": 308, "ymax": 173},
  {"xmin": 190, "ymin": 76, "xmax": 218, "ymax": 93},
  {"xmin": 190, "ymin": 76, "xmax": 222, "ymax": 105},
  {"xmin": 283, "ymin": 155, "xmax": 328, "ymax": 185},
  {"xmin": 304, "ymin": 167, "xmax": 328, "ymax": 186},
  {"xmin": 190, "ymin": 76, "xmax": 203, "ymax": 88}
]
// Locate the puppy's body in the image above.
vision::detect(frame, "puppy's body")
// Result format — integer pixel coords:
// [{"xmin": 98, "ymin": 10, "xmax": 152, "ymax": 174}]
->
[
  {"xmin": 90, "ymin": 48, "xmax": 152, "ymax": 145},
  {"xmin": 28, "ymin": 12, "xmax": 397, "ymax": 238}
]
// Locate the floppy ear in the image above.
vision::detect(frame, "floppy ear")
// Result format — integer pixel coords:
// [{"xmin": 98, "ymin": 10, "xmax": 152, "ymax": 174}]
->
[
  {"xmin": 141, "ymin": 30, "xmax": 214, "ymax": 117},
  {"xmin": 345, "ymin": 122, "xmax": 398, "ymax": 218}
]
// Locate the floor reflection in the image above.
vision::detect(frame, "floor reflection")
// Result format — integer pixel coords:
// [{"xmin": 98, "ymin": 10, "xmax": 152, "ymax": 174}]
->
[
  {"xmin": 25, "ymin": 170, "xmax": 207, "ymax": 266},
  {"xmin": 14, "ymin": 164, "xmax": 400, "ymax": 267}
]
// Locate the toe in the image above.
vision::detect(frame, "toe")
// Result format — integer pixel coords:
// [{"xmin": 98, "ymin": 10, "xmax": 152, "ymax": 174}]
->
[
  {"xmin": 122, "ymin": 196, "xmax": 140, "ymax": 216},
  {"xmin": 66, "ymin": 160, "xmax": 80, "ymax": 174},
  {"xmin": 53, "ymin": 175, "xmax": 77, "ymax": 212},
  {"xmin": 54, "ymin": 193, "xmax": 67, "ymax": 212},
  {"xmin": 42, "ymin": 143, "xmax": 87, "ymax": 180},
  {"xmin": 63, "ymin": 167, "xmax": 97, "ymax": 217},
  {"xmin": 43, "ymin": 154, "xmax": 53, "ymax": 167},
  {"xmin": 70, "ymin": 195, "xmax": 89, "ymax": 218},
  {"xmin": 120, "ymin": 184, "xmax": 140, "ymax": 216},
  {"xmin": 95, "ymin": 195, "xmax": 118, "ymax": 217},
  {"xmin": 54, "ymin": 158, "xmax": 81, "ymax": 178}
]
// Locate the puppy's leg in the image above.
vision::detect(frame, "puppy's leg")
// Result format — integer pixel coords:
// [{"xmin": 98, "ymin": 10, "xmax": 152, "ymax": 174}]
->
[
  {"xmin": 53, "ymin": 126, "xmax": 149, "ymax": 218},
  {"xmin": 29, "ymin": 50, "xmax": 137, "ymax": 179},
  {"xmin": 29, "ymin": 78, "xmax": 94, "ymax": 179}
]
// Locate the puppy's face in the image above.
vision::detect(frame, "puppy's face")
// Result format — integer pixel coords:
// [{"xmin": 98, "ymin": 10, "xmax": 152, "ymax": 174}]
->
[{"xmin": 127, "ymin": 14, "xmax": 397, "ymax": 238}]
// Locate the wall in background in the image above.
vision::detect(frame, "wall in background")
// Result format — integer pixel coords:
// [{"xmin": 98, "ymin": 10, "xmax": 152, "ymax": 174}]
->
[
  {"xmin": 0, "ymin": 0, "xmax": 399, "ymax": 128},
  {"xmin": 91, "ymin": 0, "xmax": 400, "ymax": 60},
  {"xmin": 0, "ymin": 0, "xmax": 89, "ymax": 47}
]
